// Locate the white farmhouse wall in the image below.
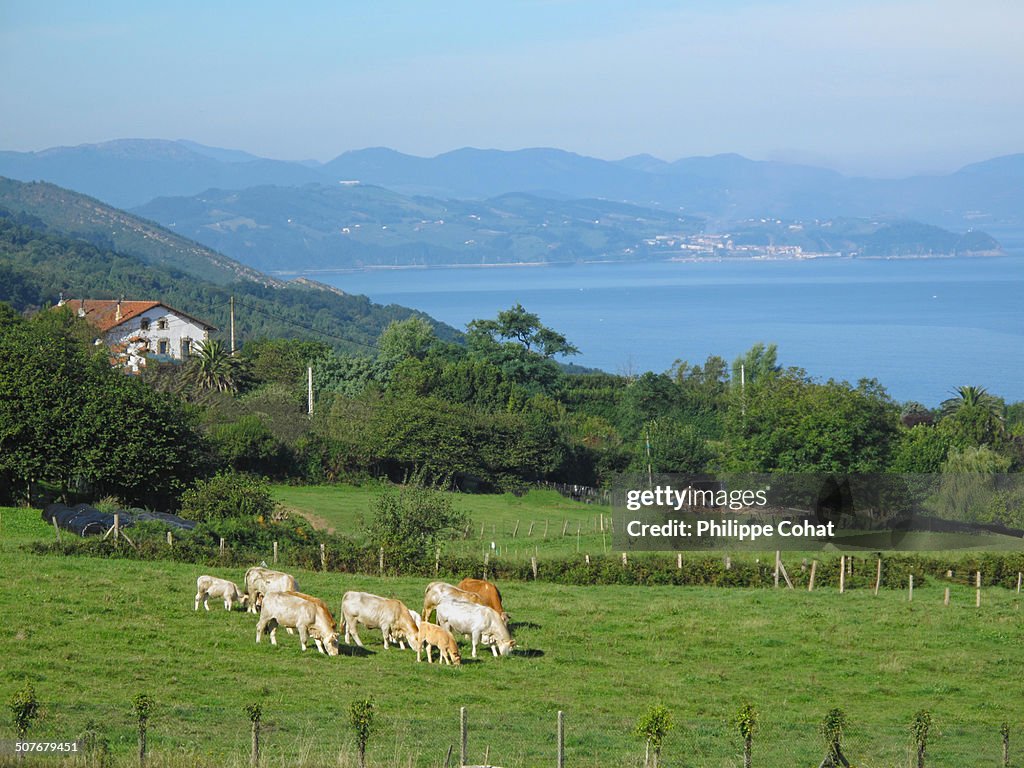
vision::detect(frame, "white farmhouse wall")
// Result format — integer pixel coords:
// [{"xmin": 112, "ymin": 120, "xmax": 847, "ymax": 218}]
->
[{"xmin": 103, "ymin": 307, "xmax": 211, "ymax": 373}]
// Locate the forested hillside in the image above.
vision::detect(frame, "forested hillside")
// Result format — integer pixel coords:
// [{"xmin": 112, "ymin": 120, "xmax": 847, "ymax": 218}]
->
[{"xmin": 0, "ymin": 206, "xmax": 458, "ymax": 352}]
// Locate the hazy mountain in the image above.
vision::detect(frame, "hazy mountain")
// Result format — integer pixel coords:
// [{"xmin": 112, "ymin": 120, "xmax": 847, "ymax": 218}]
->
[
  {"xmin": 134, "ymin": 184, "xmax": 705, "ymax": 272},
  {"xmin": 133, "ymin": 181, "xmax": 999, "ymax": 272},
  {"xmin": 1, "ymin": 139, "xmax": 1021, "ymax": 238}
]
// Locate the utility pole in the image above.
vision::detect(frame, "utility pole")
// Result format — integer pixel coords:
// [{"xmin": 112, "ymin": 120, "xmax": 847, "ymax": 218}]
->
[
  {"xmin": 229, "ymin": 296, "xmax": 236, "ymax": 355},
  {"xmin": 307, "ymin": 366, "xmax": 314, "ymax": 415},
  {"xmin": 645, "ymin": 424, "xmax": 653, "ymax": 490}
]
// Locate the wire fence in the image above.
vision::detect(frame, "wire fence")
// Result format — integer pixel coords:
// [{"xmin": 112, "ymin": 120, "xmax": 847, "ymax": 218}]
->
[{"xmin": 2, "ymin": 704, "xmax": 1017, "ymax": 768}]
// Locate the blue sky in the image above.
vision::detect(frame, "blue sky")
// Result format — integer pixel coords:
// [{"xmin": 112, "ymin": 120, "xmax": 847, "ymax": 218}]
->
[{"xmin": 1, "ymin": 0, "xmax": 1021, "ymax": 175}]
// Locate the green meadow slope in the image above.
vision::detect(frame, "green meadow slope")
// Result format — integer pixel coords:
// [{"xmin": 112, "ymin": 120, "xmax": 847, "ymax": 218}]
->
[{"xmin": 2, "ymin": 507, "xmax": 1023, "ymax": 767}]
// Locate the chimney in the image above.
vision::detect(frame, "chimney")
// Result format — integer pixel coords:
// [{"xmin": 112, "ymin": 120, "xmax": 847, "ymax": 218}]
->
[
  {"xmin": 78, "ymin": 298, "xmax": 86, "ymax": 318},
  {"xmin": 57, "ymin": 292, "xmax": 66, "ymax": 307},
  {"xmin": 115, "ymin": 297, "xmax": 122, "ymax": 323}
]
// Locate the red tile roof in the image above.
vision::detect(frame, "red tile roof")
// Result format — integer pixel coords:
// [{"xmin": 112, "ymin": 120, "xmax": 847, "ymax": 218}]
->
[{"xmin": 57, "ymin": 299, "xmax": 216, "ymax": 332}]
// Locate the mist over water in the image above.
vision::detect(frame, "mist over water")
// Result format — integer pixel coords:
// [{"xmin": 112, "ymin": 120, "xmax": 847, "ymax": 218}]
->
[{"xmin": 315, "ymin": 256, "xmax": 1024, "ymax": 405}]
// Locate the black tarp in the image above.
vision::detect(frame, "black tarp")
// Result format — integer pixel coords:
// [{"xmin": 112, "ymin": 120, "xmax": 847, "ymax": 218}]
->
[{"xmin": 42, "ymin": 503, "xmax": 197, "ymax": 537}]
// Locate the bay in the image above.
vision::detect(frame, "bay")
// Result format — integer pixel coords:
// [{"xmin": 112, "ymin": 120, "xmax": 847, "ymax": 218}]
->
[{"xmin": 309, "ymin": 256, "xmax": 1024, "ymax": 405}]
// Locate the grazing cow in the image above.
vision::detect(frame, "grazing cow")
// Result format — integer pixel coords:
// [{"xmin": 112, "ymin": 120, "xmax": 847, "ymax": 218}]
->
[
  {"xmin": 415, "ymin": 621, "xmax": 461, "ymax": 666},
  {"xmin": 194, "ymin": 575, "xmax": 248, "ymax": 611},
  {"xmin": 435, "ymin": 600, "xmax": 515, "ymax": 658},
  {"xmin": 283, "ymin": 591, "xmax": 338, "ymax": 652},
  {"xmin": 244, "ymin": 566, "xmax": 299, "ymax": 614},
  {"xmin": 457, "ymin": 578, "xmax": 509, "ymax": 624},
  {"xmin": 422, "ymin": 581, "xmax": 487, "ymax": 624},
  {"xmin": 255, "ymin": 591, "xmax": 339, "ymax": 655},
  {"xmin": 341, "ymin": 591, "xmax": 418, "ymax": 650}
]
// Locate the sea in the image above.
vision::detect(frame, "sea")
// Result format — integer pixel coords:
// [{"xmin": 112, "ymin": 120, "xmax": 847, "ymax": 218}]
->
[{"xmin": 307, "ymin": 255, "xmax": 1024, "ymax": 406}]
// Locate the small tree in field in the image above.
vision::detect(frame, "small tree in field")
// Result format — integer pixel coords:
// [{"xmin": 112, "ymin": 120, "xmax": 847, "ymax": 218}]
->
[
  {"xmin": 365, "ymin": 479, "xmax": 468, "ymax": 572},
  {"xmin": 246, "ymin": 702, "xmax": 263, "ymax": 768},
  {"xmin": 911, "ymin": 710, "xmax": 932, "ymax": 768},
  {"xmin": 634, "ymin": 704, "xmax": 672, "ymax": 768},
  {"xmin": 818, "ymin": 708, "xmax": 850, "ymax": 768},
  {"xmin": 349, "ymin": 698, "xmax": 375, "ymax": 768},
  {"xmin": 9, "ymin": 683, "xmax": 40, "ymax": 761},
  {"xmin": 132, "ymin": 693, "xmax": 154, "ymax": 768},
  {"xmin": 735, "ymin": 702, "xmax": 758, "ymax": 768}
]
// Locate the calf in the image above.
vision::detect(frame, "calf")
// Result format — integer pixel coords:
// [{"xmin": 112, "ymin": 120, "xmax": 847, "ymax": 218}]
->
[
  {"xmin": 255, "ymin": 591, "xmax": 339, "ymax": 655},
  {"xmin": 341, "ymin": 591, "xmax": 418, "ymax": 650},
  {"xmin": 415, "ymin": 620, "xmax": 461, "ymax": 666},
  {"xmin": 435, "ymin": 599, "xmax": 515, "ymax": 658},
  {"xmin": 194, "ymin": 575, "xmax": 248, "ymax": 611}
]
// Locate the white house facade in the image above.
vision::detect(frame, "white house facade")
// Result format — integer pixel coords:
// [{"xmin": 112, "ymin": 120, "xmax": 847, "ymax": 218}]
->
[{"xmin": 58, "ymin": 298, "xmax": 216, "ymax": 373}]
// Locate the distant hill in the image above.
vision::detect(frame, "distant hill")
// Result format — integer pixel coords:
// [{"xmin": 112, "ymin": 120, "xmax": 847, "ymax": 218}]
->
[
  {"xmin": 133, "ymin": 184, "xmax": 705, "ymax": 271},
  {"xmin": 132, "ymin": 181, "xmax": 1000, "ymax": 271},
  {"xmin": 0, "ymin": 177, "xmax": 459, "ymax": 351},
  {"xmin": 2, "ymin": 140, "xmax": 1022, "ymax": 238}
]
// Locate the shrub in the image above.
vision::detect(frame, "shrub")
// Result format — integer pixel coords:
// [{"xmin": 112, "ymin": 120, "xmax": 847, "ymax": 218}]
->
[{"xmin": 179, "ymin": 473, "xmax": 276, "ymax": 523}]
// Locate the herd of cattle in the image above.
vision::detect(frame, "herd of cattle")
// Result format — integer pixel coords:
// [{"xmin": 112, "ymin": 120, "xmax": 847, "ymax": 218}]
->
[{"xmin": 193, "ymin": 569, "xmax": 515, "ymax": 665}]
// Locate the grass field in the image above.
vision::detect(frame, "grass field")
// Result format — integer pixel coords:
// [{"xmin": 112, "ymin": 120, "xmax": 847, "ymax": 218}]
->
[
  {"xmin": 272, "ymin": 483, "xmax": 615, "ymax": 560},
  {"xmin": 3, "ymin": 505, "xmax": 1024, "ymax": 767}
]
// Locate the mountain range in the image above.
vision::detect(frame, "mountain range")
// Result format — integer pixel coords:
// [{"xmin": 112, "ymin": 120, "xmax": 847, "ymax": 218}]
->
[{"xmin": 1, "ymin": 139, "xmax": 1020, "ymax": 272}]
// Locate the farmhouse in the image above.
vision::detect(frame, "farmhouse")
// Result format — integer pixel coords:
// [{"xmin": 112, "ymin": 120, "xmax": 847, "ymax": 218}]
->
[{"xmin": 56, "ymin": 297, "xmax": 216, "ymax": 373}]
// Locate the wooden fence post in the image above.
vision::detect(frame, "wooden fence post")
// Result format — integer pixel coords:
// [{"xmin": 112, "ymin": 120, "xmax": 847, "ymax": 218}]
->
[
  {"xmin": 562, "ymin": 519, "xmax": 569, "ymax": 537},
  {"xmin": 874, "ymin": 558, "xmax": 882, "ymax": 595},
  {"xmin": 908, "ymin": 574, "xmax": 914, "ymax": 602},
  {"xmin": 273, "ymin": 541, "xmax": 278, "ymax": 564},
  {"xmin": 557, "ymin": 710, "xmax": 565, "ymax": 768},
  {"xmin": 621, "ymin": 552, "xmax": 628, "ymax": 567},
  {"xmin": 379, "ymin": 547, "xmax": 384, "ymax": 577},
  {"xmin": 114, "ymin": 513, "xmax": 120, "ymax": 542},
  {"xmin": 320, "ymin": 543, "xmax": 326, "ymax": 573},
  {"xmin": 51, "ymin": 516, "xmax": 61, "ymax": 543},
  {"xmin": 435, "ymin": 547, "xmax": 441, "ymax": 576},
  {"xmin": 725, "ymin": 555, "xmax": 732, "ymax": 571},
  {"xmin": 166, "ymin": 531, "xmax": 172, "ymax": 548},
  {"xmin": 808, "ymin": 560, "xmax": 817, "ymax": 592},
  {"xmin": 528, "ymin": 521, "xmax": 535, "ymax": 537},
  {"xmin": 774, "ymin": 551, "xmax": 781, "ymax": 588},
  {"xmin": 839, "ymin": 556, "xmax": 845, "ymax": 594},
  {"xmin": 1017, "ymin": 572, "xmax": 1022, "ymax": 594},
  {"xmin": 460, "ymin": 707, "xmax": 467, "ymax": 768},
  {"xmin": 677, "ymin": 553, "xmax": 682, "ymax": 570},
  {"xmin": 219, "ymin": 537, "xmax": 225, "ymax": 558},
  {"xmin": 531, "ymin": 556, "xmax": 538, "ymax": 580},
  {"xmin": 944, "ymin": 587, "xmax": 950, "ymax": 606},
  {"xmin": 976, "ymin": 571, "xmax": 982, "ymax": 608},
  {"xmin": 544, "ymin": 520, "xmax": 549, "ymax": 539},
  {"xmin": 512, "ymin": 520, "xmax": 520, "ymax": 538},
  {"xmin": 484, "ymin": 552, "xmax": 490, "ymax": 580}
]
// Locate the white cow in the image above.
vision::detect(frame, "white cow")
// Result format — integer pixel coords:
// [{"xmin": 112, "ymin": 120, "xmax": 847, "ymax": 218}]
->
[
  {"xmin": 422, "ymin": 581, "xmax": 487, "ymax": 623},
  {"xmin": 194, "ymin": 575, "xmax": 248, "ymax": 611},
  {"xmin": 340, "ymin": 591, "xmax": 419, "ymax": 650},
  {"xmin": 435, "ymin": 599, "xmax": 515, "ymax": 658},
  {"xmin": 255, "ymin": 591, "xmax": 339, "ymax": 655},
  {"xmin": 244, "ymin": 566, "xmax": 299, "ymax": 614}
]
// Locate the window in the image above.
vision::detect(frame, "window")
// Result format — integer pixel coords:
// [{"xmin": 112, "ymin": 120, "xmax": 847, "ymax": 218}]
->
[
  {"xmin": 181, "ymin": 338, "xmax": 192, "ymax": 359},
  {"xmin": 140, "ymin": 318, "xmax": 151, "ymax": 331},
  {"xmin": 158, "ymin": 340, "xmax": 169, "ymax": 356},
  {"xmin": 157, "ymin": 318, "xmax": 168, "ymax": 330}
]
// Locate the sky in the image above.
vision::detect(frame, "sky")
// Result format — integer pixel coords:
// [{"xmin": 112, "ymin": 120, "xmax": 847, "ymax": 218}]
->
[{"xmin": 1, "ymin": 0, "xmax": 1021, "ymax": 176}]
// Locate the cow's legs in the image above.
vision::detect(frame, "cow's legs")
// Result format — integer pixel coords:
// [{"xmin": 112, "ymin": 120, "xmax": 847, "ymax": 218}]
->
[
  {"xmin": 471, "ymin": 630, "xmax": 479, "ymax": 658},
  {"xmin": 269, "ymin": 623, "xmax": 278, "ymax": 646},
  {"xmin": 255, "ymin": 616, "xmax": 269, "ymax": 644},
  {"xmin": 194, "ymin": 591, "xmax": 203, "ymax": 611},
  {"xmin": 491, "ymin": 643, "xmax": 499, "ymax": 657},
  {"xmin": 346, "ymin": 618, "xmax": 364, "ymax": 647},
  {"xmin": 298, "ymin": 624, "xmax": 309, "ymax": 651},
  {"xmin": 381, "ymin": 623, "xmax": 390, "ymax": 650}
]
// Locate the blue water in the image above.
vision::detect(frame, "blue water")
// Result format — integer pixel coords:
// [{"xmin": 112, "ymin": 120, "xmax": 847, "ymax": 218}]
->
[{"xmin": 312, "ymin": 256, "xmax": 1024, "ymax": 405}]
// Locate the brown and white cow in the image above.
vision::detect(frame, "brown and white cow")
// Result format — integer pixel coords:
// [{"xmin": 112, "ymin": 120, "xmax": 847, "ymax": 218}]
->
[
  {"xmin": 421, "ymin": 581, "xmax": 487, "ymax": 624},
  {"xmin": 255, "ymin": 591, "xmax": 339, "ymax": 655},
  {"xmin": 415, "ymin": 620, "xmax": 461, "ymax": 666},
  {"xmin": 435, "ymin": 599, "xmax": 515, "ymax": 658},
  {"xmin": 457, "ymin": 578, "xmax": 509, "ymax": 624},
  {"xmin": 194, "ymin": 575, "xmax": 248, "ymax": 611},
  {"xmin": 341, "ymin": 591, "xmax": 419, "ymax": 650},
  {"xmin": 244, "ymin": 566, "xmax": 299, "ymax": 614}
]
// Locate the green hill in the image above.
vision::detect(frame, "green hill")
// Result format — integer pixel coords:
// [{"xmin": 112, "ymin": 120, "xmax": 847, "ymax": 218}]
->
[{"xmin": 0, "ymin": 178, "xmax": 459, "ymax": 352}]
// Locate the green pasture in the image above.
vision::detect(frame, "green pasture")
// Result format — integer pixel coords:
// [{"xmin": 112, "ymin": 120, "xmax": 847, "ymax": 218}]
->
[
  {"xmin": 272, "ymin": 483, "xmax": 614, "ymax": 560},
  {"xmin": 2, "ymin": 506, "xmax": 1024, "ymax": 767}
]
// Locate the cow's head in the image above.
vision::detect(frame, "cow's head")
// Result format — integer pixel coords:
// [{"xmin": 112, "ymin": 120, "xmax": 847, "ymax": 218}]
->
[
  {"xmin": 312, "ymin": 630, "xmax": 341, "ymax": 656},
  {"xmin": 449, "ymin": 644, "xmax": 462, "ymax": 666},
  {"xmin": 239, "ymin": 594, "xmax": 250, "ymax": 609},
  {"xmin": 496, "ymin": 638, "xmax": 516, "ymax": 657}
]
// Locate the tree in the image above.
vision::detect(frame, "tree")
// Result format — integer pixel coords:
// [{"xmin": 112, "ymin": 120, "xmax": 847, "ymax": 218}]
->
[
  {"xmin": 349, "ymin": 698, "xmax": 375, "ymax": 768},
  {"xmin": 9, "ymin": 683, "xmax": 40, "ymax": 743},
  {"xmin": 634, "ymin": 705, "xmax": 672, "ymax": 768},
  {"xmin": 364, "ymin": 481, "xmax": 468, "ymax": 570},
  {"xmin": 182, "ymin": 338, "xmax": 249, "ymax": 395},
  {"xmin": 467, "ymin": 303, "xmax": 579, "ymax": 358},
  {"xmin": 731, "ymin": 342, "xmax": 780, "ymax": 388},
  {"xmin": 377, "ymin": 316, "xmax": 437, "ymax": 363},
  {"xmin": 179, "ymin": 472, "xmax": 277, "ymax": 523}
]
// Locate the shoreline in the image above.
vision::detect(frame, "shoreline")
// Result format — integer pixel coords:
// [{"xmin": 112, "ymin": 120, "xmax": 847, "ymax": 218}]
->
[{"xmin": 271, "ymin": 250, "xmax": 1010, "ymax": 277}]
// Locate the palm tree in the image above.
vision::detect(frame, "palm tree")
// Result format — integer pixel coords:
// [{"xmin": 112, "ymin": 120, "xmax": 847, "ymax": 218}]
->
[
  {"xmin": 182, "ymin": 338, "xmax": 248, "ymax": 395},
  {"xmin": 940, "ymin": 385, "xmax": 1003, "ymax": 420}
]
